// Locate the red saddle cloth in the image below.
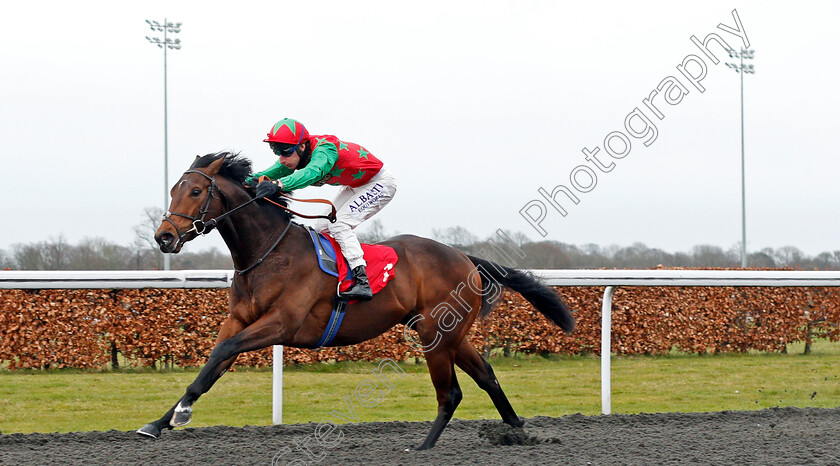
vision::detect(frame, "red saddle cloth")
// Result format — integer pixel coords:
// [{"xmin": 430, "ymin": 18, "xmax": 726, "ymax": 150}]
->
[{"xmin": 323, "ymin": 235, "xmax": 398, "ymax": 295}]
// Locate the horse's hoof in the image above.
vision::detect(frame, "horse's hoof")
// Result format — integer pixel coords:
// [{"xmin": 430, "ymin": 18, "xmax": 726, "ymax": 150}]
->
[
  {"xmin": 170, "ymin": 404, "xmax": 193, "ymax": 427},
  {"xmin": 136, "ymin": 423, "xmax": 161, "ymax": 439}
]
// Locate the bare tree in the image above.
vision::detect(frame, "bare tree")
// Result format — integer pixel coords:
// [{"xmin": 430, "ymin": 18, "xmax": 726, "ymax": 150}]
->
[
  {"xmin": 3, "ymin": 212, "xmax": 836, "ymax": 271},
  {"xmin": 774, "ymin": 246, "xmax": 805, "ymax": 268},
  {"xmin": 520, "ymin": 241, "xmax": 571, "ymax": 268},
  {"xmin": 690, "ymin": 245, "xmax": 735, "ymax": 267},
  {"xmin": 495, "ymin": 229, "xmax": 531, "ymax": 247},
  {"xmin": 0, "ymin": 248, "xmax": 13, "ymax": 270},
  {"xmin": 12, "ymin": 243, "xmax": 48, "ymax": 270},
  {"xmin": 432, "ymin": 226, "xmax": 478, "ymax": 249},
  {"xmin": 48, "ymin": 235, "xmax": 68, "ymax": 269},
  {"xmin": 67, "ymin": 238, "xmax": 134, "ymax": 270},
  {"xmin": 813, "ymin": 251, "xmax": 840, "ymax": 270},
  {"xmin": 134, "ymin": 207, "xmax": 165, "ymax": 269},
  {"xmin": 172, "ymin": 247, "xmax": 233, "ymax": 269},
  {"xmin": 357, "ymin": 219, "xmax": 388, "ymax": 244},
  {"xmin": 749, "ymin": 248, "xmax": 776, "ymax": 268}
]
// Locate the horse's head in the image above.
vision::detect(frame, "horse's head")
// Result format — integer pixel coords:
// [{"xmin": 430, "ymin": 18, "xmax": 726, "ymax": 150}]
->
[{"xmin": 154, "ymin": 152, "xmax": 249, "ymax": 253}]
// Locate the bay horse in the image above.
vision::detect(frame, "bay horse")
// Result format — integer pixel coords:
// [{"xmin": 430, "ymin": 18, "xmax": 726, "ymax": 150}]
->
[{"xmin": 138, "ymin": 152, "xmax": 574, "ymax": 450}]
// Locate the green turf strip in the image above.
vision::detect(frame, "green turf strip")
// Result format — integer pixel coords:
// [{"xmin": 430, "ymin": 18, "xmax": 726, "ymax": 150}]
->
[{"xmin": 1, "ymin": 340, "xmax": 838, "ymax": 434}]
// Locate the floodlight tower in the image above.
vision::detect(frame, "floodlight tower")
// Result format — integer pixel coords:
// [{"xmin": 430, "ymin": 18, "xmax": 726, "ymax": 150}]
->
[
  {"xmin": 725, "ymin": 48, "xmax": 755, "ymax": 269},
  {"xmin": 145, "ymin": 19, "xmax": 182, "ymax": 270}
]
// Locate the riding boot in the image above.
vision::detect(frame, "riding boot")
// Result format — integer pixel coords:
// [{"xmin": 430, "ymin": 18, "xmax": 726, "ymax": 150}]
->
[{"xmin": 339, "ymin": 265, "xmax": 373, "ymax": 301}]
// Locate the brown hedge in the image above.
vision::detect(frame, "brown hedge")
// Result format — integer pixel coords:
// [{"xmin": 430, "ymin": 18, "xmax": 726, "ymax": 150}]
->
[{"xmin": 1, "ymin": 278, "xmax": 839, "ymax": 369}]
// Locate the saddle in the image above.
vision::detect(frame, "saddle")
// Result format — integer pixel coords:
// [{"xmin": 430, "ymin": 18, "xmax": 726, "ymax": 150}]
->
[
  {"xmin": 307, "ymin": 227, "xmax": 352, "ymax": 281},
  {"xmin": 306, "ymin": 227, "xmax": 398, "ymax": 296},
  {"xmin": 306, "ymin": 227, "xmax": 399, "ymax": 348}
]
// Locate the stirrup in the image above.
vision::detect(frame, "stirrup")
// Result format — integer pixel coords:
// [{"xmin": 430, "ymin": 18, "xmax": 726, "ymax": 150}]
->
[{"xmin": 338, "ymin": 283, "xmax": 373, "ymax": 301}]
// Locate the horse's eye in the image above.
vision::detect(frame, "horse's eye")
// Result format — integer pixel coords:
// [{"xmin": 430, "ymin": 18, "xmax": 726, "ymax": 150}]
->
[{"xmin": 191, "ymin": 188, "xmax": 201, "ymax": 197}]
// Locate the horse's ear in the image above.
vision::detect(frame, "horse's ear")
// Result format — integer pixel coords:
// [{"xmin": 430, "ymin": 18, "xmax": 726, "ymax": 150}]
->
[
  {"xmin": 188, "ymin": 155, "xmax": 202, "ymax": 169},
  {"xmin": 206, "ymin": 155, "xmax": 226, "ymax": 175}
]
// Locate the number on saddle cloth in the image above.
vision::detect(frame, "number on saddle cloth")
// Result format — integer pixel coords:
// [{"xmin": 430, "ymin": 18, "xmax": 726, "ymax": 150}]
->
[{"xmin": 307, "ymin": 226, "xmax": 400, "ymax": 296}]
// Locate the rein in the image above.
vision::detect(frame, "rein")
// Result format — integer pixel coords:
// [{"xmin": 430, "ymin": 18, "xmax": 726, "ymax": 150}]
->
[
  {"xmin": 162, "ymin": 169, "xmax": 337, "ymax": 275},
  {"xmin": 255, "ymin": 175, "xmax": 338, "ymax": 223}
]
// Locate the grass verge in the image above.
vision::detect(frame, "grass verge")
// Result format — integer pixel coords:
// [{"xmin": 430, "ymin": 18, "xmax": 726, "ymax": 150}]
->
[{"xmin": 1, "ymin": 340, "xmax": 838, "ymax": 434}]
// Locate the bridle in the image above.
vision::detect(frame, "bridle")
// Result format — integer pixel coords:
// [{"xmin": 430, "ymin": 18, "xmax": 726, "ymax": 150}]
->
[
  {"xmin": 160, "ymin": 170, "xmax": 221, "ymax": 246},
  {"xmin": 161, "ymin": 169, "xmax": 337, "ymax": 275}
]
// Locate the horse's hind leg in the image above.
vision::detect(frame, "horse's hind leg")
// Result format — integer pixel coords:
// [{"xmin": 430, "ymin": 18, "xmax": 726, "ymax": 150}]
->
[
  {"xmin": 416, "ymin": 350, "xmax": 463, "ymax": 450},
  {"xmin": 454, "ymin": 339, "xmax": 523, "ymax": 427}
]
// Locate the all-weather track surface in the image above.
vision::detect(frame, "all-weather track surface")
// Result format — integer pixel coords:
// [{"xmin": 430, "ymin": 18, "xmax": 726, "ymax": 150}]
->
[{"xmin": 1, "ymin": 407, "xmax": 839, "ymax": 465}]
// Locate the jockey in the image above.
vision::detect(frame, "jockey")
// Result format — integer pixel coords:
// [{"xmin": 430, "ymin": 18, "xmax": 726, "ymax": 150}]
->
[{"xmin": 248, "ymin": 118, "xmax": 397, "ymax": 301}]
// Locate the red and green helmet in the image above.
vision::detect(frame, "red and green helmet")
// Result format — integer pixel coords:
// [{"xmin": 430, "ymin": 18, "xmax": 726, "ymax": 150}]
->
[{"xmin": 263, "ymin": 118, "xmax": 310, "ymax": 145}]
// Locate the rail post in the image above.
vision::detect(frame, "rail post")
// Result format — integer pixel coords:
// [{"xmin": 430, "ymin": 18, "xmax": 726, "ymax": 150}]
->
[
  {"xmin": 273, "ymin": 345, "xmax": 283, "ymax": 424},
  {"xmin": 601, "ymin": 286, "xmax": 615, "ymax": 415}
]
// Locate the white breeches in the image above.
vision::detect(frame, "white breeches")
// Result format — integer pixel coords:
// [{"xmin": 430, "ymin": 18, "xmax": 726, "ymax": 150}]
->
[{"xmin": 312, "ymin": 167, "xmax": 397, "ymax": 269}]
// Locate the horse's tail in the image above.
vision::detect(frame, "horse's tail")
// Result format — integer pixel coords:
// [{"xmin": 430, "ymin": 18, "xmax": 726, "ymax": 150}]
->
[{"xmin": 467, "ymin": 255, "xmax": 575, "ymax": 335}]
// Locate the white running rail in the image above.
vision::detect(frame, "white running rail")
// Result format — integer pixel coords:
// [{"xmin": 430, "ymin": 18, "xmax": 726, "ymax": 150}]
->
[
  {"xmin": 532, "ymin": 269, "xmax": 840, "ymax": 414},
  {"xmin": 3, "ymin": 269, "xmax": 840, "ymax": 418}
]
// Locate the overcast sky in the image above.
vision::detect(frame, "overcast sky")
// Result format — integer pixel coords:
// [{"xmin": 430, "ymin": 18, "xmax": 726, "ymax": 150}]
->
[{"xmin": 1, "ymin": 1, "xmax": 838, "ymax": 257}]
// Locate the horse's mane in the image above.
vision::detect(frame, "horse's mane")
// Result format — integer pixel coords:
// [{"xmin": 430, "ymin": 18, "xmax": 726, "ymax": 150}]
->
[
  {"xmin": 190, "ymin": 151, "xmax": 293, "ymax": 219},
  {"xmin": 190, "ymin": 151, "xmax": 252, "ymax": 185}
]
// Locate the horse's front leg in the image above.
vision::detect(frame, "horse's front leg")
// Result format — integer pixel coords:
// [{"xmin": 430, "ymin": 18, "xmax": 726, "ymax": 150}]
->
[{"xmin": 137, "ymin": 316, "xmax": 244, "ymax": 438}]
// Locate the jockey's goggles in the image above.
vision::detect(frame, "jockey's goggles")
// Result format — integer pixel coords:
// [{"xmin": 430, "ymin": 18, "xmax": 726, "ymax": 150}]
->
[
  {"xmin": 271, "ymin": 130, "xmax": 305, "ymax": 157},
  {"xmin": 272, "ymin": 143, "xmax": 299, "ymax": 157}
]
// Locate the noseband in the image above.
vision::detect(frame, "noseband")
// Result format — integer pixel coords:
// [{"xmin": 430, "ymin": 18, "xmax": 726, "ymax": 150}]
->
[{"xmin": 161, "ymin": 170, "xmax": 220, "ymax": 248}]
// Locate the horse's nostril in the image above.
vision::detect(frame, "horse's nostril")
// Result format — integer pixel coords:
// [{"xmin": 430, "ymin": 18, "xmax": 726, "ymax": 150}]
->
[{"xmin": 157, "ymin": 232, "xmax": 175, "ymax": 246}]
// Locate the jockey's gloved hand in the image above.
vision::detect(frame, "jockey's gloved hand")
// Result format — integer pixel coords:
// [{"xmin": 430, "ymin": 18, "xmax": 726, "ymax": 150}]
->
[{"xmin": 255, "ymin": 180, "xmax": 281, "ymax": 199}]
